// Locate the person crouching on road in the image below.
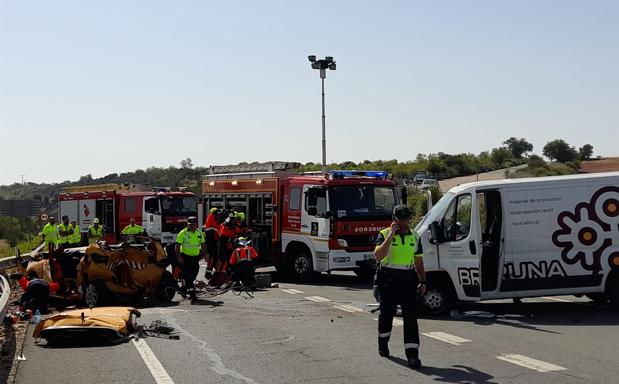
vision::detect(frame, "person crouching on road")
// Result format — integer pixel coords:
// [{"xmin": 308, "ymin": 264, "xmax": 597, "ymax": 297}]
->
[
  {"xmin": 229, "ymin": 237, "xmax": 258, "ymax": 288},
  {"xmin": 374, "ymin": 205, "xmax": 426, "ymax": 369},
  {"xmin": 175, "ymin": 216, "xmax": 206, "ymax": 302}
]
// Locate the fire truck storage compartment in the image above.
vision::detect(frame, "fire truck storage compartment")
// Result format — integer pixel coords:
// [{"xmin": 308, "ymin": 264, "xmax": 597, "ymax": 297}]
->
[{"xmin": 203, "ymin": 193, "xmax": 273, "ymax": 256}]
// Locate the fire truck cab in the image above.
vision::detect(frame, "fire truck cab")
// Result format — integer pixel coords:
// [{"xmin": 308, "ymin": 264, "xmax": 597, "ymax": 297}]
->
[
  {"xmin": 58, "ymin": 184, "xmax": 198, "ymax": 244},
  {"xmin": 201, "ymin": 163, "xmax": 402, "ymax": 280}
]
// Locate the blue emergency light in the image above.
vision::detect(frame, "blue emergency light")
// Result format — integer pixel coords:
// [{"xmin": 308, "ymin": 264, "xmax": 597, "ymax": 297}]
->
[{"xmin": 328, "ymin": 170, "xmax": 388, "ymax": 179}]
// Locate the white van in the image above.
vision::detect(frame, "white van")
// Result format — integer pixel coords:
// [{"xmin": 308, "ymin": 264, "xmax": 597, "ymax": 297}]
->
[{"xmin": 415, "ymin": 172, "xmax": 619, "ymax": 314}]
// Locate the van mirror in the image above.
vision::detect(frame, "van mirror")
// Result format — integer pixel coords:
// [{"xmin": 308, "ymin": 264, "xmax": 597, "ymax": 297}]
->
[
  {"xmin": 429, "ymin": 221, "xmax": 441, "ymax": 244},
  {"xmin": 401, "ymin": 186, "xmax": 408, "ymax": 204},
  {"xmin": 324, "ymin": 210, "xmax": 333, "ymax": 219}
]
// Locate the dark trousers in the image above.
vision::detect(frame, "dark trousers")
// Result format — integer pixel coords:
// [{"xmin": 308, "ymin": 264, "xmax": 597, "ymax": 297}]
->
[
  {"xmin": 181, "ymin": 254, "xmax": 200, "ymax": 291},
  {"xmin": 205, "ymin": 231, "xmax": 218, "ymax": 262},
  {"xmin": 377, "ymin": 268, "xmax": 420, "ymax": 358},
  {"xmin": 217, "ymin": 236, "xmax": 232, "ymax": 268}
]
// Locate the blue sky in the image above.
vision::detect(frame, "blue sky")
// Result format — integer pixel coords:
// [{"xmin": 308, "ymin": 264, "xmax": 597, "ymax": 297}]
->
[{"xmin": 0, "ymin": 1, "xmax": 617, "ymax": 185}]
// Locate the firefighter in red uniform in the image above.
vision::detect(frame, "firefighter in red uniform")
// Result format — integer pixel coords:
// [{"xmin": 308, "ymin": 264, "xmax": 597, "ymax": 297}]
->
[
  {"xmin": 210, "ymin": 212, "xmax": 239, "ymax": 287},
  {"xmin": 229, "ymin": 237, "xmax": 258, "ymax": 287}
]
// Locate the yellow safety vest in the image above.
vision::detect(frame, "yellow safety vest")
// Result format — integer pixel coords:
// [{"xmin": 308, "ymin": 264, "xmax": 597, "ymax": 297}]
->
[
  {"xmin": 377, "ymin": 228, "xmax": 422, "ymax": 270},
  {"xmin": 176, "ymin": 228, "xmax": 205, "ymax": 256},
  {"xmin": 69, "ymin": 225, "xmax": 81, "ymax": 244},
  {"xmin": 57, "ymin": 223, "xmax": 72, "ymax": 245},
  {"xmin": 122, "ymin": 224, "xmax": 144, "ymax": 235},
  {"xmin": 41, "ymin": 223, "xmax": 58, "ymax": 245},
  {"xmin": 88, "ymin": 225, "xmax": 104, "ymax": 244}
]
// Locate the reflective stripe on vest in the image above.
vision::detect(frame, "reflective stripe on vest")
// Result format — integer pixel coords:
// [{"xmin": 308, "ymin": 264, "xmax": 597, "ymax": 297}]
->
[
  {"xmin": 234, "ymin": 248, "xmax": 253, "ymax": 263},
  {"xmin": 379, "ymin": 228, "xmax": 417, "ymax": 269}
]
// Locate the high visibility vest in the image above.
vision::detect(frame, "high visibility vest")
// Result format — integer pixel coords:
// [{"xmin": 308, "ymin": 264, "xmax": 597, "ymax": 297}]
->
[
  {"xmin": 57, "ymin": 223, "xmax": 72, "ymax": 245},
  {"xmin": 230, "ymin": 247, "xmax": 257, "ymax": 265},
  {"xmin": 377, "ymin": 228, "xmax": 422, "ymax": 270},
  {"xmin": 69, "ymin": 225, "xmax": 81, "ymax": 244},
  {"xmin": 88, "ymin": 225, "xmax": 104, "ymax": 244},
  {"xmin": 176, "ymin": 228, "xmax": 205, "ymax": 256},
  {"xmin": 122, "ymin": 224, "xmax": 143, "ymax": 235},
  {"xmin": 41, "ymin": 223, "xmax": 58, "ymax": 244}
]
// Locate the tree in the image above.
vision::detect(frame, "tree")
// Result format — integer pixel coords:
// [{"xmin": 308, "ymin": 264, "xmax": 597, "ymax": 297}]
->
[
  {"xmin": 503, "ymin": 137, "xmax": 533, "ymax": 158},
  {"xmin": 579, "ymin": 144, "xmax": 594, "ymax": 160},
  {"xmin": 180, "ymin": 158, "xmax": 193, "ymax": 169},
  {"xmin": 489, "ymin": 147, "xmax": 512, "ymax": 168},
  {"xmin": 543, "ymin": 139, "xmax": 579, "ymax": 163}
]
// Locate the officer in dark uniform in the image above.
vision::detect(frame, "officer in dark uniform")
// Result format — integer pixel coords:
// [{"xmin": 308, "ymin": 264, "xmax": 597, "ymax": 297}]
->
[{"xmin": 374, "ymin": 204, "xmax": 426, "ymax": 369}]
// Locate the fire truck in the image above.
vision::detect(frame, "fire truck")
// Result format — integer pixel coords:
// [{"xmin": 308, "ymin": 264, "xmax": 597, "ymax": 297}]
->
[
  {"xmin": 58, "ymin": 183, "xmax": 198, "ymax": 244},
  {"xmin": 200, "ymin": 163, "xmax": 405, "ymax": 281}
]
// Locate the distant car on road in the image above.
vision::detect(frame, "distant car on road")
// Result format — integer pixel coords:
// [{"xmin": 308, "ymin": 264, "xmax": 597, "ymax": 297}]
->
[
  {"xmin": 420, "ymin": 178, "xmax": 438, "ymax": 190},
  {"xmin": 413, "ymin": 172, "xmax": 426, "ymax": 186}
]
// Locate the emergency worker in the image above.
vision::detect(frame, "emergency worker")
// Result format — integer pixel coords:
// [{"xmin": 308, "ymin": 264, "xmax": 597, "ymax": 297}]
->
[{"xmin": 175, "ymin": 216, "xmax": 206, "ymax": 302}]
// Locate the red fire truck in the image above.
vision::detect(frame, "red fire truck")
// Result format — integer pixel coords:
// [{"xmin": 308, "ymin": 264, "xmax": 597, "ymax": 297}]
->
[
  {"xmin": 58, "ymin": 184, "xmax": 198, "ymax": 244},
  {"xmin": 200, "ymin": 163, "xmax": 405, "ymax": 280}
]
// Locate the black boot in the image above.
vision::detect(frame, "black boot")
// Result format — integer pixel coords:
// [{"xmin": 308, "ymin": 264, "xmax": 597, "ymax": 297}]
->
[
  {"xmin": 378, "ymin": 338, "xmax": 390, "ymax": 357},
  {"xmin": 406, "ymin": 349, "xmax": 421, "ymax": 369}
]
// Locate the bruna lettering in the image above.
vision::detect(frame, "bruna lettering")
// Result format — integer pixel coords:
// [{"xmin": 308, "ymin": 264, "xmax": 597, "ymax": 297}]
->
[
  {"xmin": 503, "ymin": 260, "xmax": 567, "ymax": 280},
  {"xmin": 458, "ymin": 267, "xmax": 480, "ymax": 286}
]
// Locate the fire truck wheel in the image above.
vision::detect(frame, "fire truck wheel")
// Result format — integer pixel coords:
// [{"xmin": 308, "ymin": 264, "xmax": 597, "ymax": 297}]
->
[
  {"xmin": 289, "ymin": 252, "xmax": 315, "ymax": 282},
  {"xmin": 83, "ymin": 279, "xmax": 110, "ymax": 308}
]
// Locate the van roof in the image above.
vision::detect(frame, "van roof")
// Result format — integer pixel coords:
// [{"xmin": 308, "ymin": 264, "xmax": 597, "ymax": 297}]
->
[{"xmin": 448, "ymin": 171, "xmax": 619, "ymax": 193}]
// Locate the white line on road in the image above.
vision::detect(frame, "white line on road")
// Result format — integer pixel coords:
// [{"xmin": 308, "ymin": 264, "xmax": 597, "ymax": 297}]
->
[
  {"xmin": 305, "ymin": 296, "xmax": 332, "ymax": 303},
  {"xmin": 333, "ymin": 304, "xmax": 364, "ymax": 313},
  {"xmin": 281, "ymin": 289, "xmax": 304, "ymax": 294},
  {"xmin": 421, "ymin": 331, "xmax": 471, "ymax": 346},
  {"xmin": 541, "ymin": 296, "xmax": 573, "ymax": 303},
  {"xmin": 497, "ymin": 354, "xmax": 566, "ymax": 373},
  {"xmin": 132, "ymin": 339, "xmax": 175, "ymax": 384},
  {"xmin": 372, "ymin": 318, "xmax": 403, "ymax": 327}
]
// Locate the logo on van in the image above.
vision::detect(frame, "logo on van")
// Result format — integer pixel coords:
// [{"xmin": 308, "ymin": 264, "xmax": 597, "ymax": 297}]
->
[{"xmin": 552, "ymin": 186, "xmax": 619, "ymax": 273}]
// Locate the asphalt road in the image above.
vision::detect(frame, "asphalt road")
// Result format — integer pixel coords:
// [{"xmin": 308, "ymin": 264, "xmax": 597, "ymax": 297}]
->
[{"xmin": 14, "ymin": 267, "xmax": 619, "ymax": 384}]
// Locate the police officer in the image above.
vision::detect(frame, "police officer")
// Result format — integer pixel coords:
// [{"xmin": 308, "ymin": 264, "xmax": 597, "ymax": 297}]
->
[
  {"xmin": 175, "ymin": 216, "xmax": 206, "ymax": 302},
  {"xmin": 374, "ymin": 205, "xmax": 426, "ymax": 369},
  {"xmin": 121, "ymin": 217, "xmax": 145, "ymax": 236},
  {"xmin": 69, "ymin": 220, "xmax": 81, "ymax": 247}
]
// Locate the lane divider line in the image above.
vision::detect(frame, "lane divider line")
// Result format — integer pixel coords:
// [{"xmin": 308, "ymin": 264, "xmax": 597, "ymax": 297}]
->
[
  {"xmin": 541, "ymin": 296, "xmax": 573, "ymax": 303},
  {"xmin": 281, "ymin": 289, "xmax": 304, "ymax": 295},
  {"xmin": 421, "ymin": 331, "xmax": 471, "ymax": 346},
  {"xmin": 497, "ymin": 354, "xmax": 566, "ymax": 373},
  {"xmin": 305, "ymin": 296, "xmax": 332, "ymax": 303},
  {"xmin": 132, "ymin": 338, "xmax": 175, "ymax": 384},
  {"xmin": 333, "ymin": 304, "xmax": 364, "ymax": 313},
  {"xmin": 372, "ymin": 318, "xmax": 403, "ymax": 327}
]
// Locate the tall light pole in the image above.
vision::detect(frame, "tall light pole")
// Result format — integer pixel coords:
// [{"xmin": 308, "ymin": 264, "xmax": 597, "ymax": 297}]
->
[{"xmin": 308, "ymin": 55, "xmax": 336, "ymax": 173}]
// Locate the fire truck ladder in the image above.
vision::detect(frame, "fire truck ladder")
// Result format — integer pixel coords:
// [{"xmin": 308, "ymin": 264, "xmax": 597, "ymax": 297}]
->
[{"xmin": 205, "ymin": 162, "xmax": 301, "ymax": 180}]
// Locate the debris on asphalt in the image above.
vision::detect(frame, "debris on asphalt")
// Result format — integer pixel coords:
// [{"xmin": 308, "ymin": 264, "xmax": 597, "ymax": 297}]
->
[
  {"xmin": 270, "ymin": 283, "xmax": 280, "ymax": 288},
  {"xmin": 17, "ymin": 354, "xmax": 26, "ymax": 362},
  {"xmin": 449, "ymin": 310, "xmax": 496, "ymax": 319}
]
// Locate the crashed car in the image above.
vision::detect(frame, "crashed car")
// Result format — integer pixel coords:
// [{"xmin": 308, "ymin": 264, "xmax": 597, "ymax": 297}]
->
[{"xmin": 16, "ymin": 237, "xmax": 178, "ymax": 307}]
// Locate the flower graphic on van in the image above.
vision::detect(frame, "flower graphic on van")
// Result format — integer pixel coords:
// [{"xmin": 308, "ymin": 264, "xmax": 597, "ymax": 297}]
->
[{"xmin": 552, "ymin": 186, "xmax": 619, "ymax": 273}]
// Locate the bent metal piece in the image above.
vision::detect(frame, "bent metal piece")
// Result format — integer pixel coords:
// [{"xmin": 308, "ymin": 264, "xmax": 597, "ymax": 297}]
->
[{"xmin": 32, "ymin": 306, "xmax": 141, "ymax": 343}]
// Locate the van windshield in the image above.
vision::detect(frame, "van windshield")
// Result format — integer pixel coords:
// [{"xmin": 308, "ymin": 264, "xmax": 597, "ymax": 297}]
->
[{"xmin": 417, "ymin": 192, "xmax": 454, "ymax": 229}]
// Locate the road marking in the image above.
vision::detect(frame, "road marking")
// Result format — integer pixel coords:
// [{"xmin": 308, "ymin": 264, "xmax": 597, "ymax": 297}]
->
[
  {"xmin": 132, "ymin": 339, "xmax": 175, "ymax": 384},
  {"xmin": 305, "ymin": 296, "xmax": 332, "ymax": 303},
  {"xmin": 372, "ymin": 318, "xmax": 403, "ymax": 327},
  {"xmin": 541, "ymin": 296, "xmax": 573, "ymax": 303},
  {"xmin": 333, "ymin": 304, "xmax": 364, "ymax": 313},
  {"xmin": 421, "ymin": 331, "xmax": 471, "ymax": 346},
  {"xmin": 281, "ymin": 288, "xmax": 304, "ymax": 294},
  {"xmin": 497, "ymin": 354, "xmax": 566, "ymax": 373}
]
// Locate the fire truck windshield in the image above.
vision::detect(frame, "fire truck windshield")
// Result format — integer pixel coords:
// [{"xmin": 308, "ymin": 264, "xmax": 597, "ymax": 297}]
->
[
  {"xmin": 160, "ymin": 196, "xmax": 198, "ymax": 216},
  {"xmin": 328, "ymin": 186, "xmax": 396, "ymax": 220}
]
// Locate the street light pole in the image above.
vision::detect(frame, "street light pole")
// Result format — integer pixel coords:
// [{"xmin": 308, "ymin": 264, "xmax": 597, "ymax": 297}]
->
[{"xmin": 309, "ymin": 55, "xmax": 336, "ymax": 174}]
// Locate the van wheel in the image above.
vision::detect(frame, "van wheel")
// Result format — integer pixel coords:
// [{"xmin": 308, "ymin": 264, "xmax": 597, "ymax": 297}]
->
[
  {"xmin": 156, "ymin": 271, "xmax": 178, "ymax": 302},
  {"xmin": 289, "ymin": 252, "xmax": 315, "ymax": 282},
  {"xmin": 421, "ymin": 286, "xmax": 453, "ymax": 315},
  {"xmin": 84, "ymin": 280, "xmax": 109, "ymax": 308}
]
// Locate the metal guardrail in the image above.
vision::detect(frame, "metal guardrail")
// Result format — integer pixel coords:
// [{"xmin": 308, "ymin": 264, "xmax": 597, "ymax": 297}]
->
[{"xmin": 0, "ymin": 273, "xmax": 11, "ymax": 320}]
